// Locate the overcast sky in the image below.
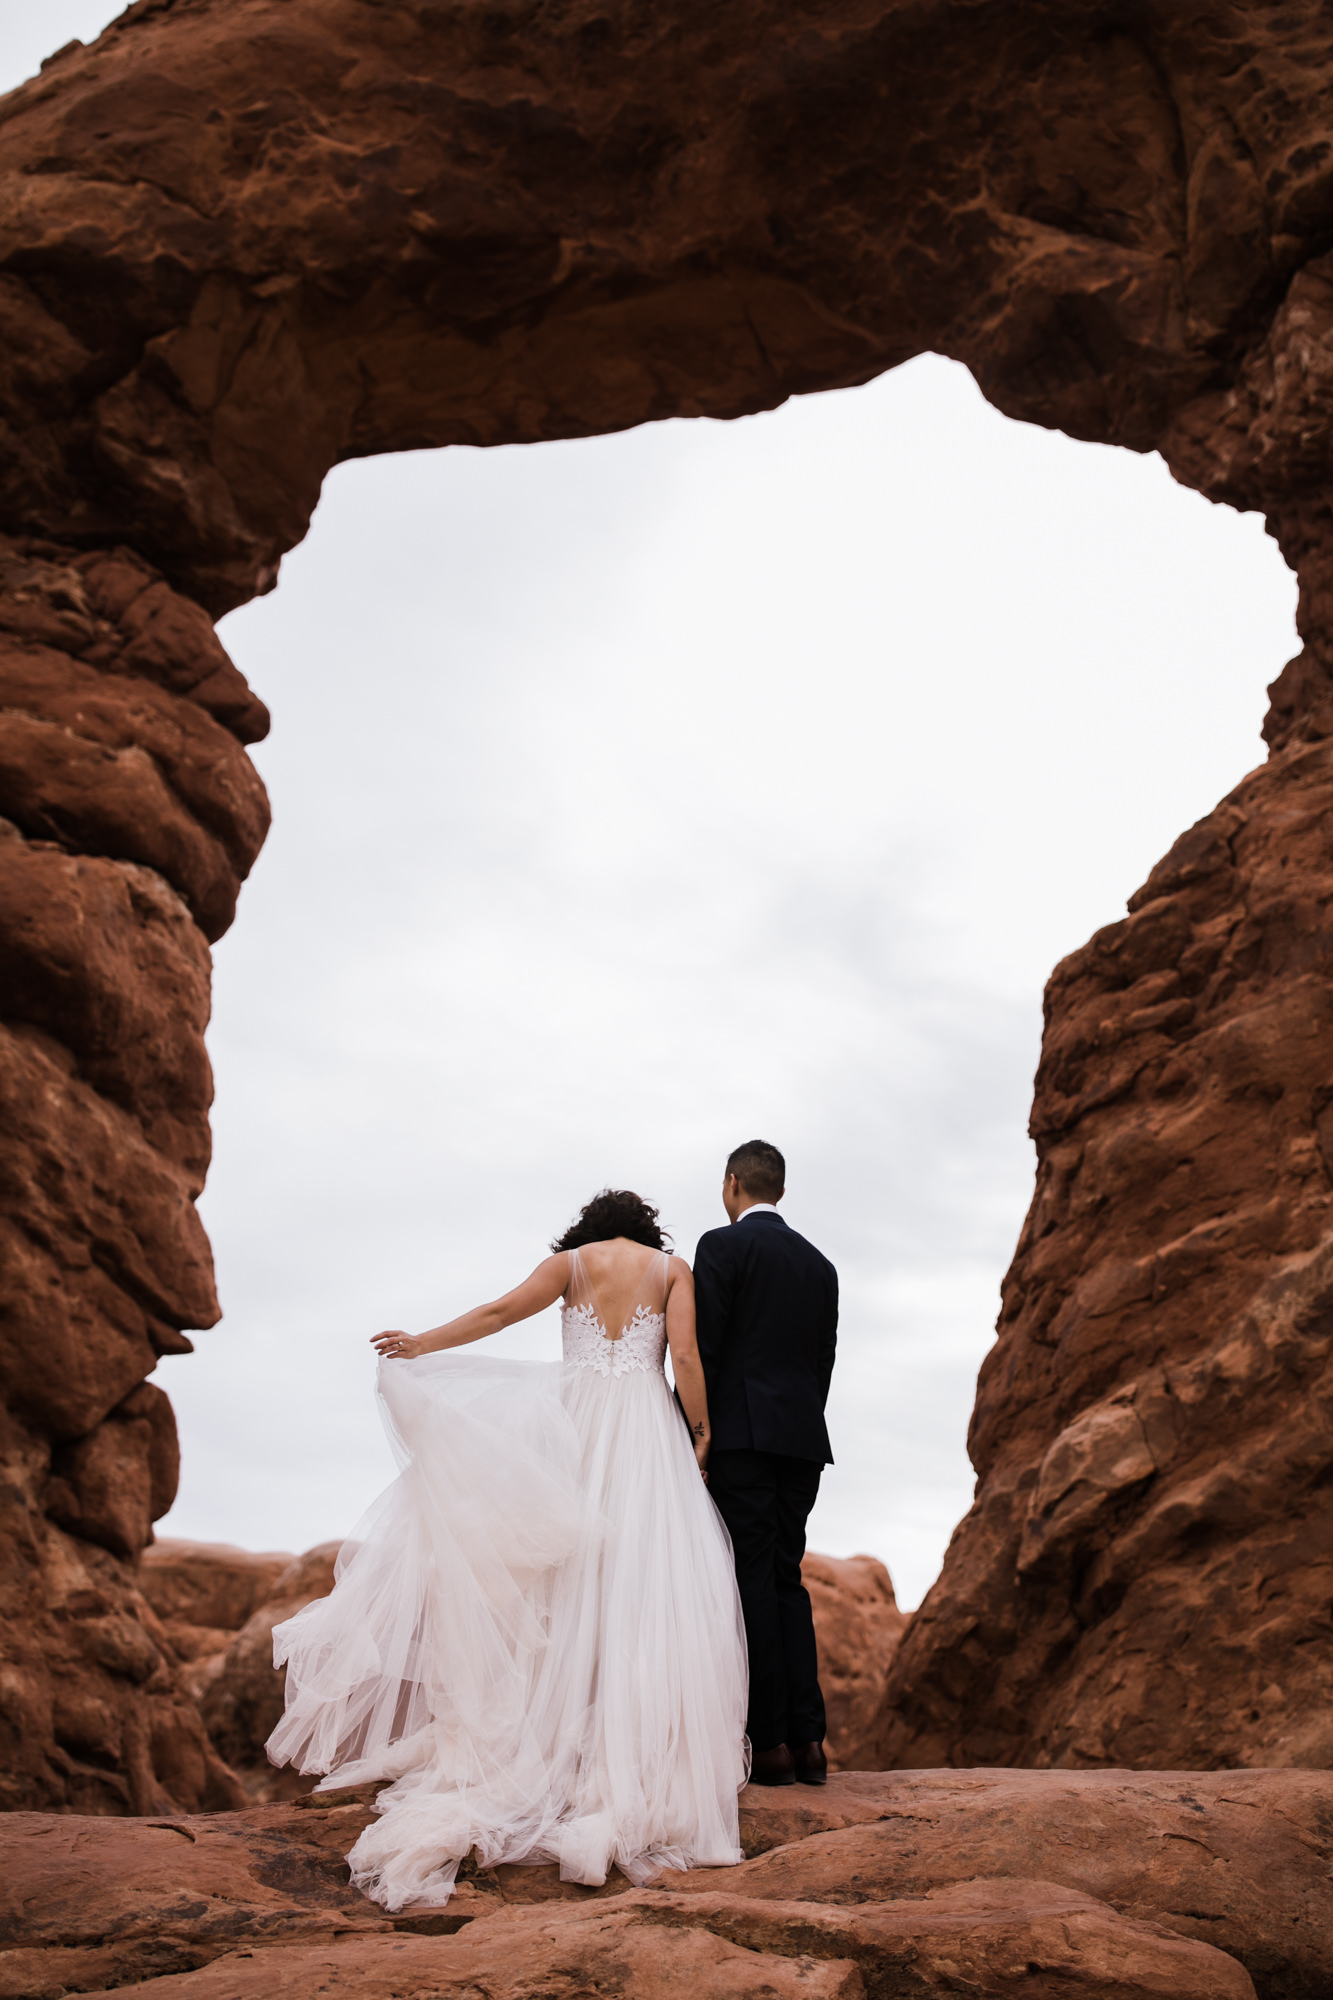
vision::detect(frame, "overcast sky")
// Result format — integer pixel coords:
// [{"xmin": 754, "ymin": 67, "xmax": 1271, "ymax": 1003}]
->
[{"xmin": 7, "ymin": 8, "xmax": 1300, "ymax": 1606}]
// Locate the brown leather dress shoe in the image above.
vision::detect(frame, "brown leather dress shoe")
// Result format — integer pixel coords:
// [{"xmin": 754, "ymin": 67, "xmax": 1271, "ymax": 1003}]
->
[
  {"xmin": 789, "ymin": 1739, "xmax": 828, "ymax": 1785},
  {"xmin": 748, "ymin": 1743, "xmax": 796, "ymax": 1786}
]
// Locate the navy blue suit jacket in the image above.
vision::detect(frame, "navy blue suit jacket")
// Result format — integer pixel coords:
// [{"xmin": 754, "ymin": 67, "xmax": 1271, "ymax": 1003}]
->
[{"xmin": 693, "ymin": 1211, "xmax": 838, "ymax": 1464}]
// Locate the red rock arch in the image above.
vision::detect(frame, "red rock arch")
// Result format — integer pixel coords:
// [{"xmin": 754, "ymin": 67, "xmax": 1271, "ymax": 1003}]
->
[{"xmin": 2, "ymin": 0, "xmax": 1331, "ymax": 1806}]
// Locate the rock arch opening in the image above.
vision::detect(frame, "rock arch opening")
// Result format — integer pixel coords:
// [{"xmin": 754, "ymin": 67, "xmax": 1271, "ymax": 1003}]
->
[{"xmin": 185, "ymin": 355, "xmax": 1294, "ymax": 1611}]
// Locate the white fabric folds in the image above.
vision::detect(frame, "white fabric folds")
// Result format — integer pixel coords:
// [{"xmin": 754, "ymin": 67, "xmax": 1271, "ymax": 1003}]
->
[{"xmin": 267, "ymin": 1266, "xmax": 749, "ymax": 1911}]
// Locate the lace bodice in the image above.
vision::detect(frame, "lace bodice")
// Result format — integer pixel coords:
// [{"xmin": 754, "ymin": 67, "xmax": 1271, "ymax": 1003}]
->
[{"xmin": 561, "ymin": 1302, "xmax": 667, "ymax": 1378}]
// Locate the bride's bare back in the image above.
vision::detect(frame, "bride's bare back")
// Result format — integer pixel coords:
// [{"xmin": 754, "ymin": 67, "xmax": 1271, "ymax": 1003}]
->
[{"xmin": 566, "ymin": 1237, "xmax": 676, "ymax": 1340}]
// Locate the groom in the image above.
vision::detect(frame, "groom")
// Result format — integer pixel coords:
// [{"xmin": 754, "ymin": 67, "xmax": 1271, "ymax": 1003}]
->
[{"xmin": 693, "ymin": 1141, "xmax": 838, "ymax": 1786}]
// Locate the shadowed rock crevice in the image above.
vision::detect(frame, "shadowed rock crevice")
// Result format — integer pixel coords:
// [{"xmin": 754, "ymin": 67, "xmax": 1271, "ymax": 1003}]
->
[{"xmin": 2, "ymin": 0, "xmax": 1333, "ymax": 1807}]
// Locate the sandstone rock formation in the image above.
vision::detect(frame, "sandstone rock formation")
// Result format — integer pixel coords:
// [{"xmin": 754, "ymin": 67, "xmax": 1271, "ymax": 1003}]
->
[
  {"xmin": 138, "ymin": 1537, "xmax": 341, "ymax": 1800},
  {"xmin": 4, "ymin": 0, "xmax": 1333, "ymax": 1799},
  {"xmin": 877, "ymin": 754, "xmax": 1333, "ymax": 1769},
  {"xmin": 143, "ymin": 1538, "xmax": 341, "ymax": 1799},
  {"xmin": 138, "ymin": 1540, "xmax": 294, "ymax": 1675},
  {"xmin": 5, "ymin": 1769, "xmax": 1327, "ymax": 2000},
  {"xmin": 0, "ymin": 532, "xmax": 267, "ymax": 1812},
  {"xmin": 803, "ymin": 1553, "xmax": 909, "ymax": 1770}
]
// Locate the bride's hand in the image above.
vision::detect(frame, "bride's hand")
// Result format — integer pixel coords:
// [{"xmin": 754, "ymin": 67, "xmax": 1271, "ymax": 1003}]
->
[
  {"xmin": 694, "ymin": 1439, "xmax": 710, "ymax": 1484},
  {"xmin": 372, "ymin": 1329, "xmax": 423, "ymax": 1361}
]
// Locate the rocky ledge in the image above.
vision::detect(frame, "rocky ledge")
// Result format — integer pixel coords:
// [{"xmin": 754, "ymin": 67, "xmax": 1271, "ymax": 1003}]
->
[{"xmin": 1, "ymin": 1768, "xmax": 1327, "ymax": 2000}]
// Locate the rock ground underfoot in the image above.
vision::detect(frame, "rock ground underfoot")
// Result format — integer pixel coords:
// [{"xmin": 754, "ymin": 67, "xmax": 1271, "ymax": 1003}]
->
[{"xmin": 1, "ymin": 1768, "xmax": 1327, "ymax": 2000}]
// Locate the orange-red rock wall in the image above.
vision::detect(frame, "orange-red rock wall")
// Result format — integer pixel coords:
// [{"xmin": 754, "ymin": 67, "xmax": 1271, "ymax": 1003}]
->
[
  {"xmin": 877, "ymin": 747, "xmax": 1333, "ymax": 1768},
  {"xmin": 0, "ymin": 537, "xmax": 266, "ymax": 1809}
]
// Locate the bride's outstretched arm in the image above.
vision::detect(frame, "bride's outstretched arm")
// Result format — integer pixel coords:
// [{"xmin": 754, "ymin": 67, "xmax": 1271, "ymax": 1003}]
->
[
  {"xmin": 371, "ymin": 1254, "xmax": 571, "ymax": 1360},
  {"xmin": 665, "ymin": 1259, "xmax": 711, "ymax": 1479}
]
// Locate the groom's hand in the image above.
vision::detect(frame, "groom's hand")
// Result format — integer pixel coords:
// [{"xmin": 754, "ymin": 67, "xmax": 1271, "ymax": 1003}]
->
[{"xmin": 372, "ymin": 1329, "xmax": 423, "ymax": 1360}]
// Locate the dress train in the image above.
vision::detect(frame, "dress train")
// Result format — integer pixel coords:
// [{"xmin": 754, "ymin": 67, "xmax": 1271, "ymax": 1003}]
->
[{"xmin": 266, "ymin": 1250, "xmax": 749, "ymax": 1908}]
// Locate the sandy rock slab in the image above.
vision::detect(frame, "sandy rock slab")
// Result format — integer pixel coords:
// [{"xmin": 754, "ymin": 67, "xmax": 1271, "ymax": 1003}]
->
[
  {"xmin": 3, "ymin": 1771, "xmax": 1322, "ymax": 2000},
  {"xmin": 0, "ymin": 1788, "xmax": 391, "ymax": 1997},
  {"xmin": 731, "ymin": 1769, "xmax": 1333, "ymax": 2000},
  {"xmin": 51, "ymin": 1884, "xmax": 1255, "ymax": 2000}
]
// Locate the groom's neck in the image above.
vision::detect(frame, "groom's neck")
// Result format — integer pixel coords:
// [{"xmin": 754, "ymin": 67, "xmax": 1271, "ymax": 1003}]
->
[{"xmin": 722, "ymin": 1174, "xmax": 785, "ymax": 1224}]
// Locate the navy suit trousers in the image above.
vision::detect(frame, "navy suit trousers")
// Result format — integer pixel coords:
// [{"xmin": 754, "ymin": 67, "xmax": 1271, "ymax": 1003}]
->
[{"xmin": 708, "ymin": 1448, "xmax": 826, "ymax": 1752}]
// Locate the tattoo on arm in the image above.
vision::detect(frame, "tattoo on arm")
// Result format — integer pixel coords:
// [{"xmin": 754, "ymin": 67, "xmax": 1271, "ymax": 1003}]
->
[{"xmin": 692, "ymin": 1421, "xmax": 705, "ymax": 1438}]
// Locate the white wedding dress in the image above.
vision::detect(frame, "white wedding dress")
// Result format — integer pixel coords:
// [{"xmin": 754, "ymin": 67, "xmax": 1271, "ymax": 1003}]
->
[{"xmin": 266, "ymin": 1249, "xmax": 749, "ymax": 1910}]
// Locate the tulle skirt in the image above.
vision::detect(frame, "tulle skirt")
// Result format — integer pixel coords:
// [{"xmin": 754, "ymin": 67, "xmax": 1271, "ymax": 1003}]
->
[{"xmin": 267, "ymin": 1350, "xmax": 750, "ymax": 1910}]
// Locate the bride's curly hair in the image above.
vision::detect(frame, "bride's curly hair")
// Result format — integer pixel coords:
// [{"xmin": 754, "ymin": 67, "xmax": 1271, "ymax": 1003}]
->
[{"xmin": 552, "ymin": 1189, "xmax": 672, "ymax": 1253}]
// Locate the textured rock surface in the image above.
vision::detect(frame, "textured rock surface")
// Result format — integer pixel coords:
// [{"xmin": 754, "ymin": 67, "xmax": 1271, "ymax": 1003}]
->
[
  {"xmin": 2, "ymin": 0, "xmax": 1333, "ymax": 669},
  {"xmin": 0, "ymin": 1787, "xmax": 392, "ymax": 1996},
  {"xmin": 718, "ymin": 1768, "xmax": 1333, "ymax": 2000},
  {"xmin": 804, "ymin": 1552, "xmax": 909, "ymax": 1770},
  {"xmin": 139, "ymin": 1539, "xmax": 295, "ymax": 1640},
  {"xmin": 0, "ymin": 534, "xmax": 268, "ymax": 1811},
  {"xmin": 140, "ymin": 1538, "xmax": 338, "ymax": 1801},
  {"xmin": 5, "ymin": 0, "xmax": 1333, "ymax": 1801},
  {"xmin": 7, "ymin": 1771, "xmax": 1316, "ymax": 2000},
  {"xmin": 84, "ymin": 1890, "xmax": 1252, "ymax": 2000},
  {"xmin": 878, "ymin": 749, "xmax": 1333, "ymax": 1769},
  {"xmin": 195, "ymin": 1543, "xmax": 340, "ymax": 1799}
]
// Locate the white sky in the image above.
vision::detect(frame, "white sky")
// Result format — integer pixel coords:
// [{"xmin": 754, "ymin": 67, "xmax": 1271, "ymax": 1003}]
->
[{"xmin": 5, "ymin": 8, "xmax": 1300, "ymax": 1606}]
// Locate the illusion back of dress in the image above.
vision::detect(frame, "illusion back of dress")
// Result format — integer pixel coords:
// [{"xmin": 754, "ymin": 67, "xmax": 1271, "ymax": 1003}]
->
[{"xmin": 562, "ymin": 1244, "xmax": 669, "ymax": 1377}]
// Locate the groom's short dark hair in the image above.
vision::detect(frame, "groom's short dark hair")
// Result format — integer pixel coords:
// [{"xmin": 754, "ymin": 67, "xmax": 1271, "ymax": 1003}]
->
[{"xmin": 726, "ymin": 1140, "xmax": 785, "ymax": 1202}]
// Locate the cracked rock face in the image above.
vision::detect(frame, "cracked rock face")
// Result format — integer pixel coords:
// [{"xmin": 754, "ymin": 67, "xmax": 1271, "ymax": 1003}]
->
[{"xmin": 3, "ymin": 0, "xmax": 1333, "ymax": 1804}]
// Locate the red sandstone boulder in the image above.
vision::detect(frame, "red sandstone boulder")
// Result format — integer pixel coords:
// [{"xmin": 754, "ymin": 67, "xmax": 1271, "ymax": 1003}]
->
[
  {"xmin": 0, "ymin": 1512, "xmax": 245, "ymax": 1817},
  {"xmin": 5, "ymin": 0, "xmax": 1333, "ymax": 639},
  {"xmin": 0, "ymin": 534, "xmax": 268, "ymax": 1814},
  {"xmin": 140, "ymin": 1537, "xmax": 341, "ymax": 1801},
  {"xmin": 140, "ymin": 1538, "xmax": 295, "ymax": 1640},
  {"xmin": 0, "ymin": 1787, "xmax": 392, "ymax": 1994},
  {"xmin": 803, "ymin": 1552, "xmax": 909, "ymax": 1769},
  {"xmin": 45, "ymin": 1383, "xmax": 180, "ymax": 1562},
  {"xmin": 197, "ymin": 1542, "xmax": 341, "ymax": 1798}
]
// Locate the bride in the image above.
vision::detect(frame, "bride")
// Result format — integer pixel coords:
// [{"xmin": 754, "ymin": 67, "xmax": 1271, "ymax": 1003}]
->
[{"xmin": 265, "ymin": 1189, "xmax": 749, "ymax": 1911}]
